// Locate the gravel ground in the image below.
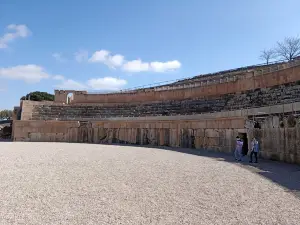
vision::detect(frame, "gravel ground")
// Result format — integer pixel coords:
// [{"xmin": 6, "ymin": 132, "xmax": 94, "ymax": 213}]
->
[{"xmin": 0, "ymin": 142, "xmax": 299, "ymax": 225}]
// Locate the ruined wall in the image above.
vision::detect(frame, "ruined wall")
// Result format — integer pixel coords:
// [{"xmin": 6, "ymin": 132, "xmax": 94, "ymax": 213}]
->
[
  {"xmin": 248, "ymin": 128, "xmax": 300, "ymax": 164},
  {"xmin": 20, "ymin": 101, "xmax": 63, "ymax": 120},
  {"xmin": 13, "ymin": 117, "xmax": 245, "ymax": 152},
  {"xmin": 65, "ymin": 64, "xmax": 300, "ymax": 104},
  {"xmin": 12, "ymin": 106, "xmax": 21, "ymax": 120},
  {"xmin": 12, "ymin": 118, "xmax": 300, "ymax": 164},
  {"xmin": 31, "ymin": 82, "xmax": 300, "ymax": 121},
  {"xmin": 26, "ymin": 101, "xmax": 300, "ymax": 122},
  {"xmin": 54, "ymin": 90, "xmax": 87, "ymax": 103}
]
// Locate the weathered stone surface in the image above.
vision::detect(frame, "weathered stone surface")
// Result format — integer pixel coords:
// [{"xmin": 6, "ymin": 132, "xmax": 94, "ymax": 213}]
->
[
  {"xmin": 50, "ymin": 60, "xmax": 300, "ymax": 104},
  {"xmin": 26, "ymin": 81, "xmax": 300, "ymax": 121},
  {"xmin": 12, "ymin": 116, "xmax": 300, "ymax": 164}
]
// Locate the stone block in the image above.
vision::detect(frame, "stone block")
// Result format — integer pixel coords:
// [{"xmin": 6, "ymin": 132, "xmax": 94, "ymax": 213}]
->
[
  {"xmin": 169, "ymin": 122, "xmax": 178, "ymax": 129},
  {"xmin": 156, "ymin": 123, "xmax": 163, "ymax": 129},
  {"xmin": 205, "ymin": 129, "xmax": 219, "ymax": 138},
  {"xmin": 149, "ymin": 123, "xmax": 156, "ymax": 129},
  {"xmin": 218, "ymin": 119, "xmax": 231, "ymax": 129},
  {"xmin": 162, "ymin": 123, "xmax": 170, "ymax": 129},
  {"xmin": 194, "ymin": 137, "xmax": 204, "ymax": 149},
  {"xmin": 285, "ymin": 128, "xmax": 297, "ymax": 155},
  {"xmin": 195, "ymin": 129, "xmax": 205, "ymax": 137},
  {"xmin": 227, "ymin": 111, "xmax": 236, "ymax": 117},
  {"xmin": 269, "ymin": 105, "xmax": 283, "ymax": 114},
  {"xmin": 178, "ymin": 122, "xmax": 190, "ymax": 129},
  {"xmin": 283, "ymin": 103, "xmax": 293, "ymax": 113},
  {"xmin": 206, "ymin": 137, "xmax": 219, "ymax": 147},
  {"xmin": 206, "ymin": 120, "xmax": 219, "ymax": 129},
  {"xmin": 272, "ymin": 116, "xmax": 280, "ymax": 128},
  {"xmin": 219, "ymin": 111, "xmax": 229, "ymax": 118},
  {"xmin": 241, "ymin": 109, "xmax": 248, "ymax": 116},
  {"xmin": 293, "ymin": 102, "xmax": 300, "ymax": 111},
  {"xmin": 191, "ymin": 121, "xmax": 206, "ymax": 129},
  {"xmin": 216, "ymin": 82, "xmax": 228, "ymax": 95},
  {"xmin": 230, "ymin": 119, "xmax": 245, "ymax": 129}
]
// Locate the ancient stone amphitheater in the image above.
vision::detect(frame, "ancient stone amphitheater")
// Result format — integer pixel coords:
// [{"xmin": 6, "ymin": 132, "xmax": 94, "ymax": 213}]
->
[{"xmin": 12, "ymin": 58, "xmax": 300, "ymax": 164}]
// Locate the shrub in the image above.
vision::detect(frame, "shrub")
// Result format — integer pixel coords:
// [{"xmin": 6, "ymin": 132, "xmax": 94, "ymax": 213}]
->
[{"xmin": 20, "ymin": 91, "xmax": 54, "ymax": 101}]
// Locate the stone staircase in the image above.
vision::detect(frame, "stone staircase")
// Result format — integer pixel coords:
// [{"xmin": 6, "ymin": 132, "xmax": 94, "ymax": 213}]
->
[{"xmin": 31, "ymin": 81, "xmax": 300, "ymax": 121}]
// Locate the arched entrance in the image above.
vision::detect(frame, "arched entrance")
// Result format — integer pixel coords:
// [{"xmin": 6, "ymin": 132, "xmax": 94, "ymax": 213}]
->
[{"xmin": 67, "ymin": 93, "xmax": 74, "ymax": 104}]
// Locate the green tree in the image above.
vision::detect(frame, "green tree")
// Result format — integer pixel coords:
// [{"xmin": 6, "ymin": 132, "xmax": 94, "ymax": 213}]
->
[
  {"xmin": 0, "ymin": 110, "xmax": 12, "ymax": 119},
  {"xmin": 20, "ymin": 91, "xmax": 54, "ymax": 101}
]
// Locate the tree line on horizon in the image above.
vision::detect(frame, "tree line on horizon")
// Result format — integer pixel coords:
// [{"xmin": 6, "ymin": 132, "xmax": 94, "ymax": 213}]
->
[
  {"xmin": 260, "ymin": 36, "xmax": 300, "ymax": 64},
  {"xmin": 0, "ymin": 110, "xmax": 12, "ymax": 120}
]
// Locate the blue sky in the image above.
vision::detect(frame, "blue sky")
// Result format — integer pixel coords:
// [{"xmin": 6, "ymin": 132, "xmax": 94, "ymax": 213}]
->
[{"xmin": 0, "ymin": 0, "xmax": 300, "ymax": 109}]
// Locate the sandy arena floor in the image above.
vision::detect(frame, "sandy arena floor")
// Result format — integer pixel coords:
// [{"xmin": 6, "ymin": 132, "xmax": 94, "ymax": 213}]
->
[{"xmin": 0, "ymin": 142, "xmax": 299, "ymax": 225}]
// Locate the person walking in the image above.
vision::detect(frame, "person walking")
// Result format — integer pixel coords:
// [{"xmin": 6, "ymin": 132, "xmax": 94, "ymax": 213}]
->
[
  {"xmin": 249, "ymin": 137, "xmax": 259, "ymax": 163},
  {"xmin": 234, "ymin": 136, "xmax": 243, "ymax": 161}
]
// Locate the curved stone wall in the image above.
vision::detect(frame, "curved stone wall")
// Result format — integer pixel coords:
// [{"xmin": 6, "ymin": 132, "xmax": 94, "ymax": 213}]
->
[
  {"xmin": 12, "ymin": 119, "xmax": 300, "ymax": 164},
  {"xmin": 32, "ymin": 81, "xmax": 300, "ymax": 121},
  {"xmin": 54, "ymin": 62, "xmax": 300, "ymax": 104}
]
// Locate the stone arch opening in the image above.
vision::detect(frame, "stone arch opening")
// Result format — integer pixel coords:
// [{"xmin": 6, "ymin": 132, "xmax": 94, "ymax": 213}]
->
[{"xmin": 67, "ymin": 93, "xmax": 74, "ymax": 104}]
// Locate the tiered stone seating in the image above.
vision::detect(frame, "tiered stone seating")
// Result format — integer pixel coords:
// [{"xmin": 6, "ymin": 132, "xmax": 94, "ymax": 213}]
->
[{"xmin": 31, "ymin": 81, "xmax": 300, "ymax": 120}]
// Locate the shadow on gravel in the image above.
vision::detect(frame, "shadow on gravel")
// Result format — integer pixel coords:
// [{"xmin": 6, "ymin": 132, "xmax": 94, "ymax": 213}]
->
[
  {"xmin": 108, "ymin": 143, "xmax": 300, "ymax": 198},
  {"xmin": 0, "ymin": 139, "xmax": 12, "ymax": 142}
]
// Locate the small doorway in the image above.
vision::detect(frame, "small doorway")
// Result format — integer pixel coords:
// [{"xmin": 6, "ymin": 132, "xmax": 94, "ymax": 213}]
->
[
  {"xmin": 239, "ymin": 132, "xmax": 248, "ymax": 156},
  {"xmin": 66, "ymin": 93, "xmax": 73, "ymax": 104}
]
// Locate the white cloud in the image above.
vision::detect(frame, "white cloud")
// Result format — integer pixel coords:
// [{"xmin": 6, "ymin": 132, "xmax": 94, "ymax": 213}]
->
[
  {"xmin": 74, "ymin": 49, "xmax": 88, "ymax": 62},
  {"xmin": 54, "ymin": 76, "xmax": 127, "ymax": 91},
  {"xmin": 89, "ymin": 49, "xmax": 181, "ymax": 73},
  {"xmin": 0, "ymin": 65, "xmax": 49, "ymax": 83},
  {"xmin": 150, "ymin": 60, "xmax": 181, "ymax": 72},
  {"xmin": 89, "ymin": 50, "xmax": 125, "ymax": 68},
  {"xmin": 89, "ymin": 50, "xmax": 109, "ymax": 62},
  {"xmin": 55, "ymin": 79, "xmax": 87, "ymax": 90},
  {"xmin": 109, "ymin": 54, "xmax": 124, "ymax": 67},
  {"xmin": 87, "ymin": 77, "xmax": 127, "ymax": 90},
  {"xmin": 122, "ymin": 59, "xmax": 149, "ymax": 72},
  {"xmin": 52, "ymin": 75, "xmax": 65, "ymax": 80},
  {"xmin": 123, "ymin": 59, "xmax": 181, "ymax": 73},
  {"xmin": 52, "ymin": 53, "xmax": 67, "ymax": 62},
  {"xmin": 0, "ymin": 24, "xmax": 30, "ymax": 49}
]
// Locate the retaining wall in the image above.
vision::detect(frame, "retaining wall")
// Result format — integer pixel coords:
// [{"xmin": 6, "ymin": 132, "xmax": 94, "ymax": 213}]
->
[
  {"xmin": 54, "ymin": 63, "xmax": 300, "ymax": 104},
  {"xmin": 12, "ymin": 118, "xmax": 300, "ymax": 164},
  {"xmin": 29, "ymin": 81, "xmax": 300, "ymax": 120}
]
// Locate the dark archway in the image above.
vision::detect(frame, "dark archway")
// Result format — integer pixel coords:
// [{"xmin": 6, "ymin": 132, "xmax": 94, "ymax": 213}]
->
[{"xmin": 66, "ymin": 93, "xmax": 74, "ymax": 104}]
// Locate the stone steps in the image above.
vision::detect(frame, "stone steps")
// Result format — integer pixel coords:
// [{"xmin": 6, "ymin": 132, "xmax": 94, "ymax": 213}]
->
[{"xmin": 30, "ymin": 81, "xmax": 300, "ymax": 120}]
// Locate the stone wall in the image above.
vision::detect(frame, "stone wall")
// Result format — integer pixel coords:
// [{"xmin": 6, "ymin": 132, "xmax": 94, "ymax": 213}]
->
[
  {"xmin": 54, "ymin": 90, "xmax": 87, "ymax": 103},
  {"xmin": 248, "ymin": 128, "xmax": 300, "ymax": 164},
  {"xmin": 53, "ymin": 63, "xmax": 300, "ymax": 104},
  {"xmin": 12, "ymin": 118, "xmax": 300, "ymax": 164},
  {"xmin": 13, "ymin": 118, "xmax": 245, "ymax": 154},
  {"xmin": 31, "ymin": 81, "xmax": 300, "ymax": 121},
  {"xmin": 20, "ymin": 100, "xmax": 62, "ymax": 120},
  {"xmin": 154, "ymin": 61, "xmax": 287, "ymax": 90}
]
